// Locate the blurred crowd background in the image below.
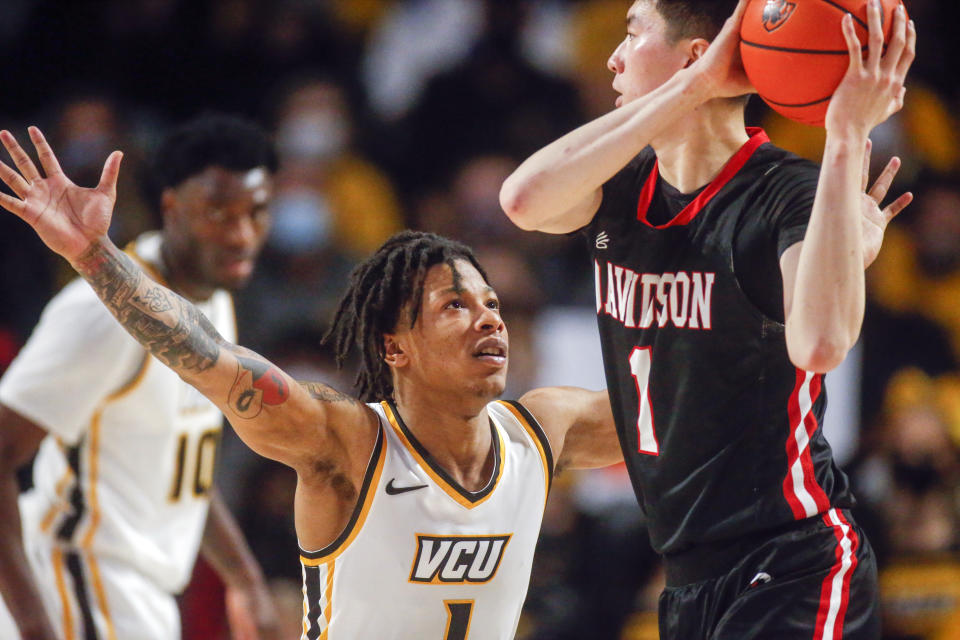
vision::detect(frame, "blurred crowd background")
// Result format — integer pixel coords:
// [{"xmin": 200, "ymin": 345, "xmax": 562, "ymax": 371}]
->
[{"xmin": 0, "ymin": 0, "xmax": 958, "ymax": 638}]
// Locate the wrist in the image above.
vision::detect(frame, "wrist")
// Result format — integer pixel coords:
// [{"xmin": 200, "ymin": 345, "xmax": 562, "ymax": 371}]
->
[
  {"xmin": 823, "ymin": 129, "xmax": 868, "ymax": 160},
  {"xmin": 824, "ymin": 121, "xmax": 870, "ymax": 147},
  {"xmin": 677, "ymin": 67, "xmax": 715, "ymax": 104},
  {"xmin": 70, "ymin": 237, "xmax": 112, "ymax": 278}
]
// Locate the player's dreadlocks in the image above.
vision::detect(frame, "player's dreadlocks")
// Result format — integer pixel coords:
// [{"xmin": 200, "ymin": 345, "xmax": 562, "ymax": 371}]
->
[{"xmin": 323, "ymin": 231, "xmax": 490, "ymax": 402}]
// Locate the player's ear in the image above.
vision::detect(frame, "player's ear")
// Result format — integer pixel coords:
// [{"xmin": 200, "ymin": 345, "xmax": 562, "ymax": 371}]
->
[
  {"xmin": 383, "ymin": 334, "xmax": 408, "ymax": 369},
  {"xmin": 684, "ymin": 37, "xmax": 711, "ymax": 67}
]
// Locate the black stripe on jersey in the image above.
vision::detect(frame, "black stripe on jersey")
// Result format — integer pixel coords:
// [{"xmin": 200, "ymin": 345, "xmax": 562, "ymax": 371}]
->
[
  {"xmin": 64, "ymin": 551, "xmax": 99, "ymax": 640},
  {"xmin": 56, "ymin": 443, "xmax": 85, "ymax": 542},
  {"xmin": 303, "ymin": 564, "xmax": 324, "ymax": 640},
  {"xmin": 300, "ymin": 425, "xmax": 384, "ymax": 561},
  {"xmin": 387, "ymin": 399, "xmax": 502, "ymax": 504},
  {"xmin": 502, "ymin": 400, "xmax": 554, "ymax": 493}
]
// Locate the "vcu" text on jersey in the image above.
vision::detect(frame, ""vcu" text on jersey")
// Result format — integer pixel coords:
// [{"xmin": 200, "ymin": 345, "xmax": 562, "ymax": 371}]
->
[{"xmin": 409, "ymin": 534, "xmax": 512, "ymax": 584}]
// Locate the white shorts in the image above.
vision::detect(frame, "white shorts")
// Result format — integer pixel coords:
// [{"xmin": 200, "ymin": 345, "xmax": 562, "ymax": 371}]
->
[{"xmin": 0, "ymin": 534, "xmax": 180, "ymax": 640}]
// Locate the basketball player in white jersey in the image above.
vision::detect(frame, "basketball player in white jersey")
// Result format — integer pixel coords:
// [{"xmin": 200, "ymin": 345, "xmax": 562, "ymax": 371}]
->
[
  {"xmin": 0, "ymin": 116, "xmax": 280, "ymax": 640},
  {"xmin": 0, "ymin": 128, "xmax": 625, "ymax": 639}
]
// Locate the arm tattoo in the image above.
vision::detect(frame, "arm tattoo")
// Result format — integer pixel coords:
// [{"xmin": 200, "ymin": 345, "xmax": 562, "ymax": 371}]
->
[
  {"xmin": 74, "ymin": 240, "xmax": 221, "ymax": 373},
  {"xmin": 299, "ymin": 381, "xmax": 355, "ymax": 404},
  {"xmin": 228, "ymin": 355, "xmax": 291, "ymax": 419}
]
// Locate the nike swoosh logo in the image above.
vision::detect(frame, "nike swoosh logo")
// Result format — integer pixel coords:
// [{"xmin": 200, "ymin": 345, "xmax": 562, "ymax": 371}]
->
[{"xmin": 385, "ymin": 478, "xmax": 428, "ymax": 495}]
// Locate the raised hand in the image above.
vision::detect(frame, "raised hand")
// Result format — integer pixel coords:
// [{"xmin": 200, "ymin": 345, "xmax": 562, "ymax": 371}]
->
[
  {"xmin": 0, "ymin": 127, "xmax": 123, "ymax": 263},
  {"xmin": 826, "ymin": 0, "xmax": 916, "ymax": 135},
  {"xmin": 695, "ymin": 0, "xmax": 755, "ymax": 100},
  {"xmin": 860, "ymin": 139, "xmax": 912, "ymax": 268}
]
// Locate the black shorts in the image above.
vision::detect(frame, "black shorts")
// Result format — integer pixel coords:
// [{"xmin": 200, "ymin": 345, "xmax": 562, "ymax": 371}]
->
[{"xmin": 659, "ymin": 508, "xmax": 879, "ymax": 640}]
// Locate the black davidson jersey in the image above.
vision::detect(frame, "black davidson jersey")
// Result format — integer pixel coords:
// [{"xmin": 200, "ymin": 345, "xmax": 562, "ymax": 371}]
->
[{"xmin": 584, "ymin": 129, "xmax": 855, "ymax": 556}]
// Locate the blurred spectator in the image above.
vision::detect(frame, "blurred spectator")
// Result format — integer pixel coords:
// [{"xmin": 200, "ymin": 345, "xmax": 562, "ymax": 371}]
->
[
  {"xmin": 1, "ymin": 1, "xmax": 958, "ymax": 637},
  {"xmin": 868, "ymin": 174, "xmax": 960, "ymax": 359},
  {"xmin": 363, "ymin": 0, "xmax": 486, "ymax": 123},
  {"xmin": 237, "ymin": 77, "xmax": 404, "ymax": 348},
  {"xmin": 394, "ymin": 1, "xmax": 583, "ymax": 193},
  {"xmin": 851, "ymin": 369, "xmax": 960, "ymax": 639}
]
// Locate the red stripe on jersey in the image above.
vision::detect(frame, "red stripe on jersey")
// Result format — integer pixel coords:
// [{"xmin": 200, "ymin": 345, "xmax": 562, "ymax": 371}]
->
[
  {"xmin": 801, "ymin": 374, "xmax": 832, "ymax": 514},
  {"xmin": 814, "ymin": 509, "xmax": 859, "ymax": 640},
  {"xmin": 782, "ymin": 369, "xmax": 831, "ymax": 519},
  {"xmin": 636, "ymin": 128, "xmax": 771, "ymax": 228}
]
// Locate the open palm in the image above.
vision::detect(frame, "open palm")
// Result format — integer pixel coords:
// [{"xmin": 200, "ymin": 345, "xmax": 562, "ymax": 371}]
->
[
  {"xmin": 860, "ymin": 139, "xmax": 912, "ymax": 269},
  {"xmin": 0, "ymin": 127, "xmax": 122, "ymax": 263}
]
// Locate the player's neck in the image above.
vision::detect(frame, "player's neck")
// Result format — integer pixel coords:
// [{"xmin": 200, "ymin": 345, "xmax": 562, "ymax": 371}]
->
[
  {"xmin": 651, "ymin": 104, "xmax": 749, "ymax": 194},
  {"xmin": 393, "ymin": 392, "xmax": 495, "ymax": 492}
]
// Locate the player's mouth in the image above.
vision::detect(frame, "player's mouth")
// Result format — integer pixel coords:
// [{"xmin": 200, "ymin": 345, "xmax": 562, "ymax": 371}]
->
[
  {"xmin": 473, "ymin": 337, "xmax": 507, "ymax": 367},
  {"xmin": 612, "ymin": 80, "xmax": 623, "ymax": 107},
  {"xmin": 219, "ymin": 255, "xmax": 256, "ymax": 281}
]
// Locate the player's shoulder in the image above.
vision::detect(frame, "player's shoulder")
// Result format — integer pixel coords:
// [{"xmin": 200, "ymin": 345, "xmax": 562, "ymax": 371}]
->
[
  {"xmin": 488, "ymin": 397, "xmax": 549, "ymax": 440},
  {"xmin": 750, "ymin": 142, "xmax": 820, "ymax": 185},
  {"xmin": 738, "ymin": 142, "xmax": 821, "ymax": 212}
]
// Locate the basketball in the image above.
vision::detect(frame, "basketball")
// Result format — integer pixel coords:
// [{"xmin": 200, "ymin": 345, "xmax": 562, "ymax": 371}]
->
[{"xmin": 740, "ymin": 0, "xmax": 906, "ymax": 127}]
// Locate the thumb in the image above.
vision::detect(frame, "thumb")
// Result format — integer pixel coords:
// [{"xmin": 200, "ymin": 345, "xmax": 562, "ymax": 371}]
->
[{"xmin": 97, "ymin": 151, "xmax": 124, "ymax": 197}]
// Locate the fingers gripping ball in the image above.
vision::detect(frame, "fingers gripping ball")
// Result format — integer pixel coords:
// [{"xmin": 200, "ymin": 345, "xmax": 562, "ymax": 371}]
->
[{"xmin": 740, "ymin": 0, "xmax": 906, "ymax": 126}]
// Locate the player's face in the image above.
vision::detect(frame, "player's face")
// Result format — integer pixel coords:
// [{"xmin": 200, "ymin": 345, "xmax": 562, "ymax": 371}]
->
[
  {"xmin": 391, "ymin": 260, "xmax": 509, "ymax": 400},
  {"xmin": 163, "ymin": 165, "xmax": 273, "ymax": 292},
  {"xmin": 608, "ymin": 0, "xmax": 691, "ymax": 107}
]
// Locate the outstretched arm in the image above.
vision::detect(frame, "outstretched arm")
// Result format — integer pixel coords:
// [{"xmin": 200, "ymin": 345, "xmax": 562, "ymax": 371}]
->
[
  {"xmin": 0, "ymin": 127, "xmax": 377, "ymax": 474},
  {"xmin": 519, "ymin": 387, "xmax": 622, "ymax": 473}
]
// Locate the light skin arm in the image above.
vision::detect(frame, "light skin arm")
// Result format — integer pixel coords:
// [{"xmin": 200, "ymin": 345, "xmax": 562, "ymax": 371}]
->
[
  {"xmin": 499, "ymin": 0, "xmax": 753, "ymax": 233},
  {"xmin": 200, "ymin": 489, "xmax": 279, "ymax": 640},
  {"xmin": 0, "ymin": 405, "xmax": 58, "ymax": 640},
  {"xmin": 519, "ymin": 387, "xmax": 622, "ymax": 473},
  {"xmin": 782, "ymin": 3, "xmax": 915, "ymax": 373}
]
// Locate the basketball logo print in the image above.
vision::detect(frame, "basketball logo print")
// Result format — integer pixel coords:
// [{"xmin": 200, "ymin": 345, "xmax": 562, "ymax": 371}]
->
[{"xmin": 761, "ymin": 0, "xmax": 796, "ymax": 32}]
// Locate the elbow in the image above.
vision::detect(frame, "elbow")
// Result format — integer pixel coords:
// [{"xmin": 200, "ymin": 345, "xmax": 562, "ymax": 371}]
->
[
  {"xmin": 499, "ymin": 177, "xmax": 540, "ymax": 231},
  {"xmin": 786, "ymin": 335, "xmax": 852, "ymax": 373}
]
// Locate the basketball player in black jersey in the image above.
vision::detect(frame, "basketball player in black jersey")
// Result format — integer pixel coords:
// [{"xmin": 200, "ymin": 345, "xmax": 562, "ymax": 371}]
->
[{"xmin": 502, "ymin": 0, "xmax": 915, "ymax": 637}]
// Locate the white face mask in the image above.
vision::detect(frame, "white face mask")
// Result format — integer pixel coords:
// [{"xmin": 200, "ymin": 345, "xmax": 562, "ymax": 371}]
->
[
  {"xmin": 61, "ymin": 132, "xmax": 113, "ymax": 173},
  {"xmin": 276, "ymin": 112, "xmax": 348, "ymax": 161},
  {"xmin": 268, "ymin": 189, "xmax": 333, "ymax": 255}
]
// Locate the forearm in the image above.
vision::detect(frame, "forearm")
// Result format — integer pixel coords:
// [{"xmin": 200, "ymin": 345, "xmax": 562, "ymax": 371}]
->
[
  {"xmin": 0, "ymin": 476, "xmax": 57, "ymax": 639},
  {"xmin": 786, "ymin": 131, "xmax": 867, "ymax": 371},
  {"xmin": 501, "ymin": 68, "xmax": 709, "ymax": 231},
  {"xmin": 200, "ymin": 489, "xmax": 265, "ymax": 589},
  {"xmin": 71, "ymin": 237, "xmax": 224, "ymax": 387}
]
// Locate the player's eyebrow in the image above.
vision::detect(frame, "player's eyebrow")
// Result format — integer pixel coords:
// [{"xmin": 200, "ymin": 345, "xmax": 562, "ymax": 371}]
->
[{"xmin": 437, "ymin": 285, "xmax": 496, "ymax": 296}]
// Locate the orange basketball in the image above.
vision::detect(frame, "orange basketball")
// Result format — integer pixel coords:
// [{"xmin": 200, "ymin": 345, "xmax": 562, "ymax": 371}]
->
[{"xmin": 740, "ymin": 0, "xmax": 905, "ymax": 127}]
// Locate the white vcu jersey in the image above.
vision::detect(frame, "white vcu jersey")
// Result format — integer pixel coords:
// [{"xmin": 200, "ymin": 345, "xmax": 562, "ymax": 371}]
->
[
  {"xmin": 300, "ymin": 400, "xmax": 553, "ymax": 640},
  {"xmin": 0, "ymin": 233, "xmax": 235, "ymax": 639}
]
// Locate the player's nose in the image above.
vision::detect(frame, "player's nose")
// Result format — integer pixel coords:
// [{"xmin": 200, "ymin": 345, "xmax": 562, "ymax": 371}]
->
[
  {"xmin": 608, "ymin": 47, "xmax": 624, "ymax": 74},
  {"xmin": 476, "ymin": 306, "xmax": 504, "ymax": 334}
]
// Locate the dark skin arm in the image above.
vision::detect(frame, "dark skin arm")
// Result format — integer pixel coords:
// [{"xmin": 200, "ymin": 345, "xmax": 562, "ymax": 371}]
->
[
  {"xmin": 520, "ymin": 386, "xmax": 623, "ymax": 474},
  {"xmin": 200, "ymin": 489, "xmax": 279, "ymax": 640},
  {"xmin": 0, "ymin": 404, "xmax": 58, "ymax": 640},
  {"xmin": 0, "ymin": 127, "xmax": 378, "ymax": 553}
]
